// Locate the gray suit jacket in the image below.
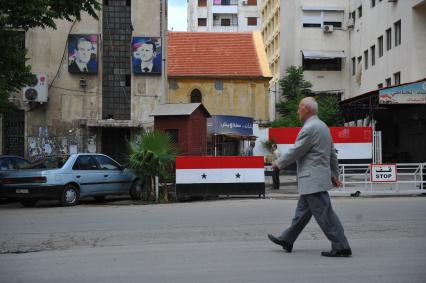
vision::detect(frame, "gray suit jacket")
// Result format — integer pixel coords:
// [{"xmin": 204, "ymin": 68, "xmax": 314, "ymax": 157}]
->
[{"xmin": 276, "ymin": 115, "xmax": 339, "ymax": 195}]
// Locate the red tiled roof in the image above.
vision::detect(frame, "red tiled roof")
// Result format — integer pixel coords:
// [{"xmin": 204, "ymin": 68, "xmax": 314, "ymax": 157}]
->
[{"xmin": 168, "ymin": 32, "xmax": 264, "ymax": 78}]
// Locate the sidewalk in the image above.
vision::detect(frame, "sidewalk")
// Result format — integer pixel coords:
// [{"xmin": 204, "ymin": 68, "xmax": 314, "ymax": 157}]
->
[{"xmin": 264, "ymin": 174, "xmax": 426, "ymax": 198}]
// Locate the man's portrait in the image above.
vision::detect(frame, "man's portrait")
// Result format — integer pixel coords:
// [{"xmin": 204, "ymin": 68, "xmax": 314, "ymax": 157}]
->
[
  {"xmin": 132, "ymin": 37, "xmax": 162, "ymax": 75},
  {"xmin": 68, "ymin": 35, "xmax": 98, "ymax": 74}
]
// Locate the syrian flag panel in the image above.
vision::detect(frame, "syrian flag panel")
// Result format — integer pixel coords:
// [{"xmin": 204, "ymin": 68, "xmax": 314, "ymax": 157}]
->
[
  {"xmin": 269, "ymin": 127, "xmax": 372, "ymax": 160},
  {"xmin": 176, "ymin": 156, "xmax": 265, "ymax": 197}
]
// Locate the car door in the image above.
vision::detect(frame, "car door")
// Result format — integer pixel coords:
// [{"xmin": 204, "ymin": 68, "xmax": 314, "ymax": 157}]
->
[
  {"xmin": 93, "ymin": 155, "xmax": 130, "ymax": 194},
  {"xmin": 71, "ymin": 155, "xmax": 103, "ymax": 196}
]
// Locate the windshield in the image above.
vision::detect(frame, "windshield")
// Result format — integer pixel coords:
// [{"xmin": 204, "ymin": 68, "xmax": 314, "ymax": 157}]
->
[{"xmin": 29, "ymin": 155, "xmax": 70, "ymax": 169}]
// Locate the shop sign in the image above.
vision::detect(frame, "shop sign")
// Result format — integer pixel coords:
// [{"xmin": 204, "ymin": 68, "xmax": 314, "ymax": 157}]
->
[
  {"xmin": 379, "ymin": 80, "xmax": 426, "ymax": 104},
  {"xmin": 207, "ymin": 115, "xmax": 253, "ymax": 136}
]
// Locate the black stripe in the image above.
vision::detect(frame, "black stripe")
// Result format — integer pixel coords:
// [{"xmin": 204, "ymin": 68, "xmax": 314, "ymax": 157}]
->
[
  {"xmin": 176, "ymin": 183, "xmax": 265, "ymax": 197},
  {"xmin": 80, "ymin": 181, "xmax": 132, "ymax": 185}
]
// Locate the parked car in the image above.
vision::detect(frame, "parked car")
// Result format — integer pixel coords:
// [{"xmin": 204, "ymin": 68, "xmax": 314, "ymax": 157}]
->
[
  {"xmin": 0, "ymin": 155, "xmax": 31, "ymax": 170},
  {"xmin": 0, "ymin": 153, "xmax": 144, "ymax": 207}
]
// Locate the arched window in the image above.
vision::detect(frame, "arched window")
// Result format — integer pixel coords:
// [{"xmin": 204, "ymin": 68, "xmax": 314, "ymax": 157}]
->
[{"xmin": 190, "ymin": 89, "xmax": 202, "ymax": 103}]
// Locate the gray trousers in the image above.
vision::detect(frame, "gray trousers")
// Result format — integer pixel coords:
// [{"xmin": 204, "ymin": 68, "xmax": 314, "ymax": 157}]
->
[{"xmin": 279, "ymin": 191, "xmax": 350, "ymax": 251}]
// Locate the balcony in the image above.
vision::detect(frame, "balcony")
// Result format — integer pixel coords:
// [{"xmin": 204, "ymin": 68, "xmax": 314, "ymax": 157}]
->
[
  {"xmin": 213, "ymin": 0, "xmax": 238, "ymax": 5},
  {"xmin": 212, "ymin": 0, "xmax": 238, "ymax": 14}
]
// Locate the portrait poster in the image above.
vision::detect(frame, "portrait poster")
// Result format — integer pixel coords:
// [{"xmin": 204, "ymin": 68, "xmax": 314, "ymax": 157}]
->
[
  {"xmin": 132, "ymin": 37, "xmax": 162, "ymax": 75},
  {"xmin": 68, "ymin": 34, "xmax": 98, "ymax": 74}
]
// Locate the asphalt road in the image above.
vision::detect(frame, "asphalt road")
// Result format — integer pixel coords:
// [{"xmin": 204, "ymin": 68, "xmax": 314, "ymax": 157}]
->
[{"xmin": 1, "ymin": 196, "xmax": 426, "ymax": 283}]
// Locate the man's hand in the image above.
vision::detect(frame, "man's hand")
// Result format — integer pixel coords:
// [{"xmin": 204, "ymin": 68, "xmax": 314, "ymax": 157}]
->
[
  {"xmin": 331, "ymin": 176, "xmax": 342, "ymax": 187},
  {"xmin": 272, "ymin": 162, "xmax": 279, "ymax": 171}
]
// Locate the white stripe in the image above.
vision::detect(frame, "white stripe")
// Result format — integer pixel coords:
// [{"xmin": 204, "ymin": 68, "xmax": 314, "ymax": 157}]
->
[
  {"xmin": 277, "ymin": 143, "xmax": 372, "ymax": 160},
  {"xmin": 176, "ymin": 168, "xmax": 265, "ymax": 184}
]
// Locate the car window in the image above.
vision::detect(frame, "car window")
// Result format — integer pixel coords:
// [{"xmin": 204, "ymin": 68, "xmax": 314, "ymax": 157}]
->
[
  {"xmin": 0, "ymin": 158, "xmax": 15, "ymax": 170},
  {"xmin": 94, "ymin": 155, "xmax": 120, "ymax": 170},
  {"xmin": 73, "ymin": 156, "xmax": 99, "ymax": 170},
  {"xmin": 30, "ymin": 156, "xmax": 69, "ymax": 169},
  {"xmin": 14, "ymin": 158, "xmax": 31, "ymax": 169}
]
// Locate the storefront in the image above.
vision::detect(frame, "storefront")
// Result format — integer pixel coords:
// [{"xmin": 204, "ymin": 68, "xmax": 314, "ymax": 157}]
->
[
  {"xmin": 340, "ymin": 79, "xmax": 426, "ymax": 163},
  {"xmin": 207, "ymin": 115, "xmax": 256, "ymax": 156}
]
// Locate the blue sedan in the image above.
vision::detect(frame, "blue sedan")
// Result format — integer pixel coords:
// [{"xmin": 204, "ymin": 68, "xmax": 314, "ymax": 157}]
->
[{"xmin": 0, "ymin": 154, "xmax": 144, "ymax": 207}]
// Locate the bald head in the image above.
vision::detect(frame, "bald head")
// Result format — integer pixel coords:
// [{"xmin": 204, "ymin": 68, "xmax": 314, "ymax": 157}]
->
[{"xmin": 298, "ymin": 97, "xmax": 318, "ymax": 122}]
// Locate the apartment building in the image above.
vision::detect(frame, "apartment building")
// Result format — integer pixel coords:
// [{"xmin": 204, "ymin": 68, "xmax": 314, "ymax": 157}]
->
[{"xmin": 188, "ymin": 0, "xmax": 262, "ymax": 32}]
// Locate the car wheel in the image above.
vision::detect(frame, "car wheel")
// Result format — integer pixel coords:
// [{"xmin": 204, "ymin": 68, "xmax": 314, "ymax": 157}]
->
[
  {"xmin": 20, "ymin": 199, "xmax": 38, "ymax": 207},
  {"xmin": 61, "ymin": 184, "xmax": 80, "ymax": 206},
  {"xmin": 130, "ymin": 179, "xmax": 144, "ymax": 200},
  {"xmin": 94, "ymin": 196, "xmax": 106, "ymax": 202}
]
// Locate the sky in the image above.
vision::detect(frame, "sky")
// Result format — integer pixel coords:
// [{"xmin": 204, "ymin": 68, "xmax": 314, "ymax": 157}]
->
[{"xmin": 168, "ymin": 0, "xmax": 188, "ymax": 31}]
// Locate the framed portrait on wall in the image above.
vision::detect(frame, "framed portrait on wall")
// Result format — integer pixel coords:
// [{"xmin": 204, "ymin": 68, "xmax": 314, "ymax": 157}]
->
[
  {"xmin": 132, "ymin": 37, "xmax": 162, "ymax": 75},
  {"xmin": 68, "ymin": 34, "xmax": 98, "ymax": 74}
]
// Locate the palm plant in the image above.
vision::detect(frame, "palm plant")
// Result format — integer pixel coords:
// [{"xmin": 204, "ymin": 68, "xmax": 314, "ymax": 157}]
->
[{"xmin": 127, "ymin": 131, "xmax": 180, "ymax": 202}]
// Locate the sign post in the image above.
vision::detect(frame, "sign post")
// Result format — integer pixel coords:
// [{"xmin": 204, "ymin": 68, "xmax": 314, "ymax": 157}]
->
[{"xmin": 371, "ymin": 164, "xmax": 397, "ymax": 182}]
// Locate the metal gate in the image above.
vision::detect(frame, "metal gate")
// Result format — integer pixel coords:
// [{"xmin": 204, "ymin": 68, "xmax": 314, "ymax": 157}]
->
[
  {"xmin": 332, "ymin": 163, "xmax": 425, "ymax": 196},
  {"xmin": 2, "ymin": 110, "xmax": 25, "ymax": 156}
]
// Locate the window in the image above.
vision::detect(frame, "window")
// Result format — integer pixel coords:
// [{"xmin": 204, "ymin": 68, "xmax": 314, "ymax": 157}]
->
[
  {"xmin": 198, "ymin": 18, "xmax": 207, "ymax": 26},
  {"xmin": 378, "ymin": 36, "xmax": 383, "ymax": 57},
  {"xmin": 165, "ymin": 129, "xmax": 179, "ymax": 144},
  {"xmin": 358, "ymin": 5, "xmax": 362, "ymax": 18},
  {"xmin": 302, "ymin": 10, "xmax": 343, "ymax": 28},
  {"xmin": 371, "ymin": 45, "xmax": 376, "ymax": 66},
  {"xmin": 94, "ymin": 155, "xmax": 121, "ymax": 170},
  {"xmin": 302, "ymin": 10, "xmax": 321, "ymax": 27},
  {"xmin": 73, "ymin": 156, "xmax": 98, "ymax": 170},
  {"xmin": 357, "ymin": 56, "xmax": 362, "ymax": 65},
  {"xmin": 302, "ymin": 57, "xmax": 342, "ymax": 71},
  {"xmin": 323, "ymin": 11, "xmax": 343, "ymax": 28},
  {"xmin": 351, "ymin": 57, "xmax": 356, "ymax": 76},
  {"xmin": 385, "ymin": 77, "xmax": 391, "ymax": 87},
  {"xmin": 125, "ymin": 0, "xmax": 130, "ymax": 6},
  {"xmin": 247, "ymin": 17, "xmax": 257, "ymax": 26},
  {"xmin": 221, "ymin": 18, "xmax": 231, "ymax": 26},
  {"xmin": 371, "ymin": 0, "xmax": 376, "ymax": 7},
  {"xmin": 214, "ymin": 80, "xmax": 223, "ymax": 91},
  {"xmin": 386, "ymin": 28, "xmax": 392, "ymax": 51},
  {"xmin": 364, "ymin": 50, "xmax": 369, "ymax": 70},
  {"xmin": 190, "ymin": 89, "xmax": 202, "ymax": 103},
  {"xmin": 198, "ymin": 0, "xmax": 207, "ymax": 7},
  {"xmin": 378, "ymin": 83, "xmax": 383, "ymax": 89},
  {"xmin": 394, "ymin": 20, "xmax": 401, "ymax": 46},
  {"xmin": 125, "ymin": 75, "xmax": 131, "ymax": 87},
  {"xmin": 394, "ymin": 72, "xmax": 401, "ymax": 85},
  {"xmin": 248, "ymin": 0, "xmax": 257, "ymax": 5}
]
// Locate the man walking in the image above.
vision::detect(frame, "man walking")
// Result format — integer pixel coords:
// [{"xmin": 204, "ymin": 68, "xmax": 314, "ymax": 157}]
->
[{"xmin": 268, "ymin": 97, "xmax": 352, "ymax": 257}]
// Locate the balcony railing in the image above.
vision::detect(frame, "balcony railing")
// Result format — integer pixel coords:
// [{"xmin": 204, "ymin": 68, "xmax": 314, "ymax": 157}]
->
[{"xmin": 213, "ymin": 0, "xmax": 238, "ymax": 5}]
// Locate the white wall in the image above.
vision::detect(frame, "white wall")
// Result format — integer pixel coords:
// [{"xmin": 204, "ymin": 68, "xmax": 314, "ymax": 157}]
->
[{"xmin": 348, "ymin": 0, "xmax": 426, "ymax": 98}]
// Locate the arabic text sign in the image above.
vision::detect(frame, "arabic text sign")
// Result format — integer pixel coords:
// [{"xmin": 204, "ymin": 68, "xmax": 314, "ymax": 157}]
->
[
  {"xmin": 379, "ymin": 80, "xmax": 426, "ymax": 104},
  {"xmin": 207, "ymin": 115, "xmax": 253, "ymax": 136},
  {"xmin": 371, "ymin": 164, "xmax": 397, "ymax": 182}
]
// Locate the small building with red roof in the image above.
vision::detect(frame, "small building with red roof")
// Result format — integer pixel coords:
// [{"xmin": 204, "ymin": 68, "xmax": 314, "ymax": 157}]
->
[{"xmin": 167, "ymin": 31, "xmax": 272, "ymax": 124}]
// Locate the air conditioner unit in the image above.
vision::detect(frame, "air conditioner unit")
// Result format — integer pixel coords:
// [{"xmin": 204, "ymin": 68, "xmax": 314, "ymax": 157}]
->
[
  {"xmin": 23, "ymin": 73, "xmax": 48, "ymax": 103},
  {"xmin": 323, "ymin": 25, "xmax": 334, "ymax": 33},
  {"xmin": 242, "ymin": 0, "xmax": 248, "ymax": 5},
  {"xmin": 347, "ymin": 18, "xmax": 354, "ymax": 28}
]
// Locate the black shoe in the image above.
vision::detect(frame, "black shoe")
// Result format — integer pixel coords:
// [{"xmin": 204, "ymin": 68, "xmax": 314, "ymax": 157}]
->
[
  {"xmin": 321, "ymin": 248, "xmax": 352, "ymax": 257},
  {"xmin": 267, "ymin": 234, "xmax": 293, "ymax": 253}
]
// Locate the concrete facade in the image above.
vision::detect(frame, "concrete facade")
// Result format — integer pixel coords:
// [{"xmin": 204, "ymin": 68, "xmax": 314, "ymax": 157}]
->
[
  {"xmin": 1, "ymin": 0, "xmax": 167, "ymax": 162},
  {"xmin": 278, "ymin": 0, "xmax": 426, "ymax": 100},
  {"xmin": 168, "ymin": 78, "xmax": 270, "ymax": 123},
  {"xmin": 188, "ymin": 0, "xmax": 263, "ymax": 32}
]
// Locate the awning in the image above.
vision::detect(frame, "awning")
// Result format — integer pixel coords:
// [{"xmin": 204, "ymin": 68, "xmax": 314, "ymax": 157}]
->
[{"xmin": 302, "ymin": 50, "xmax": 346, "ymax": 59}]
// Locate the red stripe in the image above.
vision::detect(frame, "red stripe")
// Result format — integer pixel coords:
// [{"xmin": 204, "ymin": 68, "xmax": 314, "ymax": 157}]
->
[
  {"xmin": 269, "ymin": 127, "xmax": 372, "ymax": 144},
  {"xmin": 176, "ymin": 156, "xmax": 264, "ymax": 169}
]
